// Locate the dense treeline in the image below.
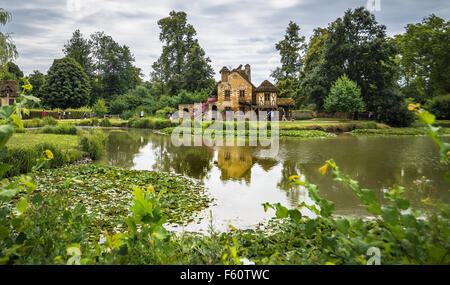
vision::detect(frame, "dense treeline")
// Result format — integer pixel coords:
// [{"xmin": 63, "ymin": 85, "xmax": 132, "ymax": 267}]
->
[{"xmin": 1, "ymin": 7, "xmax": 448, "ymax": 125}]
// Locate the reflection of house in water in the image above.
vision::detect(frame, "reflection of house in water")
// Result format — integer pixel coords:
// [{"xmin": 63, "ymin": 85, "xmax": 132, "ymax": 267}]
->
[
  {"xmin": 217, "ymin": 147, "xmax": 253, "ymax": 182},
  {"xmin": 216, "ymin": 146, "xmax": 280, "ymax": 183}
]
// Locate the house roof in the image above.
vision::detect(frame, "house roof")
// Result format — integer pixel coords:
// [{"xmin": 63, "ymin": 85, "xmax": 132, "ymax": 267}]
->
[
  {"xmin": 0, "ymin": 80, "xmax": 18, "ymax": 97},
  {"xmin": 255, "ymin": 80, "xmax": 279, "ymax": 93}
]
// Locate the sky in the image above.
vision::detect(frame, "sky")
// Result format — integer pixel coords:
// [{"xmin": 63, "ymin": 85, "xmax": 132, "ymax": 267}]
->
[{"xmin": 1, "ymin": 0, "xmax": 449, "ymax": 85}]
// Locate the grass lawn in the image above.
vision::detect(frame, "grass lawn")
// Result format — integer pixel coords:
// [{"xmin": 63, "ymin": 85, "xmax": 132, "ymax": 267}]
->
[{"xmin": 8, "ymin": 133, "xmax": 80, "ymax": 151}]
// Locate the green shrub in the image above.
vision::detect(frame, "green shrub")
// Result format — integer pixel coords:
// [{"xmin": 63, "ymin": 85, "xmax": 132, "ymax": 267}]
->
[
  {"xmin": 91, "ymin": 118, "xmax": 99, "ymax": 126},
  {"xmin": 43, "ymin": 116, "xmax": 57, "ymax": 126},
  {"xmin": 424, "ymin": 94, "xmax": 450, "ymax": 119},
  {"xmin": 2, "ymin": 142, "xmax": 83, "ymax": 176},
  {"xmin": 92, "ymin": 99, "xmax": 108, "ymax": 118},
  {"xmin": 78, "ymin": 130, "xmax": 107, "ymax": 160},
  {"xmin": 22, "ymin": 108, "xmax": 91, "ymax": 119},
  {"xmin": 121, "ymin": 110, "xmax": 135, "ymax": 120},
  {"xmin": 293, "ymin": 113, "xmax": 313, "ymax": 120},
  {"xmin": 41, "ymin": 124, "xmax": 78, "ymax": 135},
  {"xmin": 99, "ymin": 118, "xmax": 112, "ymax": 127}
]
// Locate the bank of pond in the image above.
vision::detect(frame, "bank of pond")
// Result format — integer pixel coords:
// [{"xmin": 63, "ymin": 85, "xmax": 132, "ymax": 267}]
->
[{"xmin": 2, "ymin": 120, "xmax": 449, "ymax": 264}]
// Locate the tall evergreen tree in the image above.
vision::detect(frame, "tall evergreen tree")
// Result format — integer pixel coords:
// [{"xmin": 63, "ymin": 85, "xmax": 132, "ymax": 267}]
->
[
  {"xmin": 63, "ymin": 29, "xmax": 93, "ymax": 75},
  {"xmin": 151, "ymin": 11, "xmax": 213, "ymax": 95},
  {"xmin": 271, "ymin": 21, "xmax": 306, "ymax": 81}
]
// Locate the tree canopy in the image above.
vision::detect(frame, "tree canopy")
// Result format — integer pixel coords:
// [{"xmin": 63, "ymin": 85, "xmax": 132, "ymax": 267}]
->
[{"xmin": 42, "ymin": 57, "xmax": 91, "ymax": 109}]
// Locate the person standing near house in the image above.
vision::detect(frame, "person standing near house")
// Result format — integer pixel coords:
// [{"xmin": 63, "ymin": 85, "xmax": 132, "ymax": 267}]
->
[
  {"xmin": 83, "ymin": 112, "xmax": 87, "ymax": 119},
  {"xmin": 42, "ymin": 109, "xmax": 46, "ymax": 117},
  {"xmin": 140, "ymin": 110, "xmax": 144, "ymax": 118}
]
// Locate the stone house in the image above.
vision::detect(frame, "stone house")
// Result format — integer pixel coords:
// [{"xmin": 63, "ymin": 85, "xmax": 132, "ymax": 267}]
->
[
  {"xmin": 0, "ymin": 80, "xmax": 18, "ymax": 106},
  {"xmin": 178, "ymin": 64, "xmax": 293, "ymax": 120}
]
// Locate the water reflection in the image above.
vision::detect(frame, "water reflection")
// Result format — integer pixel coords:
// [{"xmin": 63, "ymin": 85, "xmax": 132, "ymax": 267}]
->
[{"xmin": 97, "ymin": 129, "xmax": 450, "ymax": 231}]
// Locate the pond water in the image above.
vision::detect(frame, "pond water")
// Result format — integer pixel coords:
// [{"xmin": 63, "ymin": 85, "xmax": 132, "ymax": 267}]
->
[{"xmin": 97, "ymin": 129, "xmax": 450, "ymax": 232}]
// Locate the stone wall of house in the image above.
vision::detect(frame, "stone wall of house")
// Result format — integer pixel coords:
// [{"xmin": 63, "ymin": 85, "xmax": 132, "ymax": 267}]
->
[{"xmin": 217, "ymin": 71, "xmax": 253, "ymax": 111}]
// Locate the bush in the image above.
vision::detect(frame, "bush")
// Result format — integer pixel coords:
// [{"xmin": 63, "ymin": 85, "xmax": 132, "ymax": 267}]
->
[
  {"xmin": 121, "ymin": 110, "xmax": 135, "ymax": 120},
  {"xmin": 424, "ymin": 94, "xmax": 450, "ymax": 119},
  {"xmin": 127, "ymin": 117, "xmax": 175, "ymax": 129},
  {"xmin": 78, "ymin": 130, "xmax": 107, "ymax": 160},
  {"xmin": 1, "ymin": 142, "xmax": 82, "ymax": 177},
  {"xmin": 293, "ymin": 113, "xmax": 313, "ymax": 120},
  {"xmin": 41, "ymin": 124, "xmax": 78, "ymax": 135},
  {"xmin": 22, "ymin": 108, "xmax": 92, "ymax": 119},
  {"xmin": 92, "ymin": 99, "xmax": 108, "ymax": 118},
  {"xmin": 155, "ymin": 106, "xmax": 176, "ymax": 118},
  {"xmin": 42, "ymin": 116, "xmax": 57, "ymax": 126},
  {"xmin": 99, "ymin": 118, "xmax": 112, "ymax": 127}
]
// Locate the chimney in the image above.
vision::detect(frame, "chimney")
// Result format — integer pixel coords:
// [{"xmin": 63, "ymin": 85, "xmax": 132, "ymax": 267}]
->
[
  {"xmin": 244, "ymin": 64, "xmax": 251, "ymax": 82},
  {"xmin": 220, "ymin": 66, "xmax": 229, "ymax": 82}
]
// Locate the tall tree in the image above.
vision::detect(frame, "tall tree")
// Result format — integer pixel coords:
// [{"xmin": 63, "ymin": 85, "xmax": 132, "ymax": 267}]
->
[
  {"xmin": 63, "ymin": 29, "xmax": 93, "ymax": 75},
  {"xmin": 395, "ymin": 14, "xmax": 450, "ymax": 101},
  {"xmin": 0, "ymin": 8, "xmax": 17, "ymax": 78},
  {"xmin": 42, "ymin": 57, "xmax": 90, "ymax": 109},
  {"xmin": 271, "ymin": 21, "xmax": 306, "ymax": 81},
  {"xmin": 6, "ymin": 61, "xmax": 23, "ymax": 79},
  {"xmin": 151, "ymin": 11, "xmax": 213, "ymax": 95},
  {"xmin": 304, "ymin": 7, "xmax": 412, "ymax": 126},
  {"xmin": 90, "ymin": 31, "xmax": 141, "ymax": 100},
  {"xmin": 182, "ymin": 44, "xmax": 214, "ymax": 92},
  {"xmin": 26, "ymin": 70, "xmax": 46, "ymax": 99}
]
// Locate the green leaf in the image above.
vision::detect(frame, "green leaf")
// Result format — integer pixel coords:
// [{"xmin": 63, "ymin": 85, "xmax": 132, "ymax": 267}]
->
[
  {"xmin": 0, "ymin": 225, "xmax": 9, "ymax": 240},
  {"xmin": 395, "ymin": 198, "xmax": 410, "ymax": 210},
  {"xmin": 360, "ymin": 189, "xmax": 377, "ymax": 205},
  {"xmin": 417, "ymin": 111, "xmax": 435, "ymax": 125},
  {"xmin": 0, "ymin": 162, "xmax": 11, "ymax": 179},
  {"xmin": 275, "ymin": 204, "xmax": 289, "ymax": 218},
  {"xmin": 17, "ymin": 198, "xmax": 29, "ymax": 214},
  {"xmin": 319, "ymin": 199, "xmax": 335, "ymax": 217},
  {"xmin": 381, "ymin": 207, "xmax": 400, "ymax": 226},
  {"xmin": 0, "ymin": 124, "xmax": 15, "ymax": 149},
  {"xmin": 0, "ymin": 183, "xmax": 21, "ymax": 202},
  {"xmin": 334, "ymin": 219, "xmax": 350, "ymax": 234},
  {"xmin": 305, "ymin": 219, "xmax": 317, "ymax": 235},
  {"xmin": 288, "ymin": 209, "xmax": 302, "ymax": 222}
]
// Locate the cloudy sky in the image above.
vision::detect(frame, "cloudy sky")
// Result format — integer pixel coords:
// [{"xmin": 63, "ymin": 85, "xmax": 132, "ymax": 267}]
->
[{"xmin": 1, "ymin": 0, "xmax": 449, "ymax": 84}]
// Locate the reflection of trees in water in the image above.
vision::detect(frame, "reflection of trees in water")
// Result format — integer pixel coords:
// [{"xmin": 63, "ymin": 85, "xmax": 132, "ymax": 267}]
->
[
  {"xmin": 276, "ymin": 136, "xmax": 450, "ymax": 211},
  {"xmin": 149, "ymin": 135, "xmax": 214, "ymax": 180},
  {"xmin": 103, "ymin": 130, "xmax": 149, "ymax": 168}
]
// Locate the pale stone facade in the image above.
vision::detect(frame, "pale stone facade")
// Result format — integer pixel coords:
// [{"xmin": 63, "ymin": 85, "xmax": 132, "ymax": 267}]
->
[{"xmin": 0, "ymin": 80, "xmax": 18, "ymax": 106}]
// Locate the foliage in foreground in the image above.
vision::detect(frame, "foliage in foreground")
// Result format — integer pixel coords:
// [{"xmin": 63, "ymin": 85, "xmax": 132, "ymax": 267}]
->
[{"xmin": 0, "ymin": 91, "xmax": 449, "ymax": 264}]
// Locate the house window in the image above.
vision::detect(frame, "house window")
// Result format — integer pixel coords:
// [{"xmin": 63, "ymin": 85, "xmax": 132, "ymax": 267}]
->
[
  {"xmin": 239, "ymin": 90, "xmax": 245, "ymax": 98},
  {"xmin": 8, "ymin": 99, "xmax": 14, "ymax": 105},
  {"xmin": 264, "ymin": 93, "xmax": 270, "ymax": 102},
  {"xmin": 225, "ymin": 90, "xmax": 230, "ymax": 100}
]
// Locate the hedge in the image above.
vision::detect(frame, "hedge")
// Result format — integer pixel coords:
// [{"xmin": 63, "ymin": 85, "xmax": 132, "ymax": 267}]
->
[{"xmin": 22, "ymin": 108, "xmax": 92, "ymax": 120}]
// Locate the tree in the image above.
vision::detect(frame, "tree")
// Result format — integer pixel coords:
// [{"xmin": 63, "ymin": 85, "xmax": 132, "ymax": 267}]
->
[
  {"xmin": 395, "ymin": 15, "xmax": 450, "ymax": 101},
  {"xmin": 42, "ymin": 57, "xmax": 90, "ymax": 109},
  {"xmin": 63, "ymin": 29, "xmax": 93, "ymax": 75},
  {"xmin": 324, "ymin": 75, "xmax": 365, "ymax": 116},
  {"xmin": 151, "ymin": 11, "xmax": 213, "ymax": 95},
  {"xmin": 183, "ymin": 44, "xmax": 214, "ymax": 92},
  {"xmin": 271, "ymin": 21, "xmax": 306, "ymax": 81},
  {"xmin": 0, "ymin": 8, "xmax": 17, "ymax": 78},
  {"xmin": 92, "ymin": 98, "xmax": 108, "ymax": 117},
  {"xmin": 26, "ymin": 70, "xmax": 46, "ymax": 99},
  {"xmin": 90, "ymin": 32, "xmax": 141, "ymax": 100},
  {"xmin": 303, "ymin": 7, "xmax": 411, "ymax": 126}
]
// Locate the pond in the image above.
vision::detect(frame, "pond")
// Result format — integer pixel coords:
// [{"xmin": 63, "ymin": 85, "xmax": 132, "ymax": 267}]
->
[{"xmin": 96, "ymin": 129, "xmax": 450, "ymax": 232}]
